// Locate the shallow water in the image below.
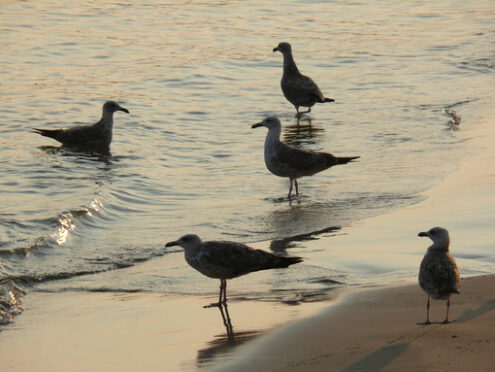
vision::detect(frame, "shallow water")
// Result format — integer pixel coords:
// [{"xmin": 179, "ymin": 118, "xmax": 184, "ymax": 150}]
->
[{"xmin": 1, "ymin": 0, "xmax": 494, "ymax": 324}]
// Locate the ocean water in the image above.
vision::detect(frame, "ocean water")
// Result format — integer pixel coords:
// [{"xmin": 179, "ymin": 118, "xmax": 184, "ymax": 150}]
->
[{"xmin": 1, "ymin": 0, "xmax": 494, "ymax": 324}]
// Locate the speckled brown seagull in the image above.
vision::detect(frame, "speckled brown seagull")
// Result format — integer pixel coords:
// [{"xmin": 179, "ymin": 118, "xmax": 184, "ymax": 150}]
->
[
  {"xmin": 165, "ymin": 234, "xmax": 302, "ymax": 308},
  {"xmin": 418, "ymin": 227, "xmax": 460, "ymax": 325},
  {"xmin": 252, "ymin": 116, "xmax": 359, "ymax": 198},
  {"xmin": 32, "ymin": 101, "xmax": 129, "ymax": 151},
  {"xmin": 273, "ymin": 42, "xmax": 335, "ymax": 118}
]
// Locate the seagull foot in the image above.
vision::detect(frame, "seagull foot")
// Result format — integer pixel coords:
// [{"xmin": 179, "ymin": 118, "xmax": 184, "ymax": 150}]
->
[
  {"xmin": 203, "ymin": 302, "xmax": 222, "ymax": 309},
  {"xmin": 418, "ymin": 321, "xmax": 432, "ymax": 326}
]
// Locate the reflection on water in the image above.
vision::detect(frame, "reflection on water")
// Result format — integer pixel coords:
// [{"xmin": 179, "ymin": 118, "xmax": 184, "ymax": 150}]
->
[
  {"xmin": 196, "ymin": 303, "xmax": 262, "ymax": 369},
  {"xmin": 269, "ymin": 226, "xmax": 341, "ymax": 254},
  {"xmin": 283, "ymin": 117, "xmax": 326, "ymax": 147},
  {"xmin": 39, "ymin": 145, "xmax": 114, "ymax": 164}
]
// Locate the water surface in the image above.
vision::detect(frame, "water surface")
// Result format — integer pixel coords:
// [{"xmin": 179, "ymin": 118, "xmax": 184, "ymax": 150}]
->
[{"xmin": 1, "ymin": 0, "xmax": 494, "ymax": 324}]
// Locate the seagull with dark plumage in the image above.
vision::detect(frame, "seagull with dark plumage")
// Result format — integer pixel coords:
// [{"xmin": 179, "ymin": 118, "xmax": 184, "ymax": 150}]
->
[
  {"xmin": 32, "ymin": 101, "xmax": 129, "ymax": 151},
  {"xmin": 165, "ymin": 234, "xmax": 302, "ymax": 308},
  {"xmin": 273, "ymin": 42, "xmax": 335, "ymax": 118},
  {"xmin": 252, "ymin": 116, "xmax": 359, "ymax": 198},
  {"xmin": 418, "ymin": 227, "xmax": 460, "ymax": 325}
]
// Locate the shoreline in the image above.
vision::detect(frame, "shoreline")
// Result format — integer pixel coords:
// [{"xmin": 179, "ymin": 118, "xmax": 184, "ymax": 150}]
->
[
  {"xmin": 216, "ymin": 275, "xmax": 495, "ymax": 372},
  {"xmin": 1, "ymin": 107, "xmax": 493, "ymax": 371},
  {"xmin": 214, "ymin": 104, "xmax": 495, "ymax": 370}
]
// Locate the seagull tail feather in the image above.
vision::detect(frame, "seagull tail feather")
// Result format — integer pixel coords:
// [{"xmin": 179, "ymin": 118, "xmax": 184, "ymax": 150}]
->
[
  {"xmin": 257, "ymin": 252, "xmax": 303, "ymax": 271},
  {"xmin": 32, "ymin": 128, "xmax": 62, "ymax": 140},
  {"xmin": 335, "ymin": 155, "xmax": 360, "ymax": 165}
]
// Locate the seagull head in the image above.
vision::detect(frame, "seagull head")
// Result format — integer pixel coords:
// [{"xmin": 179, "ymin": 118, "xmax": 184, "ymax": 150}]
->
[
  {"xmin": 273, "ymin": 42, "xmax": 292, "ymax": 54},
  {"xmin": 252, "ymin": 116, "xmax": 282, "ymax": 130},
  {"xmin": 418, "ymin": 227, "xmax": 450, "ymax": 251},
  {"xmin": 103, "ymin": 101, "xmax": 130, "ymax": 115},
  {"xmin": 165, "ymin": 234, "xmax": 202, "ymax": 249}
]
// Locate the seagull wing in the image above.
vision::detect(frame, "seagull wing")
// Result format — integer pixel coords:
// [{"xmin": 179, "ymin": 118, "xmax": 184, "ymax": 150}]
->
[
  {"xmin": 419, "ymin": 256, "xmax": 459, "ymax": 297},
  {"xmin": 298, "ymin": 74, "xmax": 326, "ymax": 102},
  {"xmin": 275, "ymin": 143, "xmax": 336, "ymax": 175},
  {"xmin": 201, "ymin": 241, "xmax": 300, "ymax": 278}
]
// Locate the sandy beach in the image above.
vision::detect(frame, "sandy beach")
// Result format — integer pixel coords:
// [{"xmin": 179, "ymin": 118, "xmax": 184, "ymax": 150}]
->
[{"xmin": 218, "ymin": 275, "xmax": 495, "ymax": 372}]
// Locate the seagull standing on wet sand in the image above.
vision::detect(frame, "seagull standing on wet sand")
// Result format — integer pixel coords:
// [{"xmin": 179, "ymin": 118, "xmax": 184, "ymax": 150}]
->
[
  {"xmin": 32, "ymin": 101, "xmax": 129, "ymax": 151},
  {"xmin": 273, "ymin": 42, "xmax": 335, "ymax": 118},
  {"xmin": 252, "ymin": 116, "xmax": 359, "ymax": 198},
  {"xmin": 165, "ymin": 234, "xmax": 302, "ymax": 308},
  {"xmin": 418, "ymin": 227, "xmax": 460, "ymax": 324}
]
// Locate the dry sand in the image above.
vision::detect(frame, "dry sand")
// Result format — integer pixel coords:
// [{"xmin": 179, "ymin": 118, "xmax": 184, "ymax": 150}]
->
[{"xmin": 217, "ymin": 276, "xmax": 495, "ymax": 372}]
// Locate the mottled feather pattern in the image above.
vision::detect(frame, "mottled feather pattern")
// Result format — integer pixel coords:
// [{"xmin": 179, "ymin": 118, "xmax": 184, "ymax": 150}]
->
[
  {"xmin": 187, "ymin": 241, "xmax": 301, "ymax": 280},
  {"xmin": 419, "ymin": 251, "xmax": 460, "ymax": 300},
  {"xmin": 266, "ymin": 139, "xmax": 354, "ymax": 178}
]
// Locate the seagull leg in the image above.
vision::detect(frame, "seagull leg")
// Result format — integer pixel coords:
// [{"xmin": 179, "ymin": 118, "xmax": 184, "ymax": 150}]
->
[
  {"xmin": 222, "ymin": 279, "xmax": 228, "ymax": 304},
  {"xmin": 300, "ymin": 107, "xmax": 311, "ymax": 115},
  {"xmin": 420, "ymin": 296, "xmax": 431, "ymax": 325},
  {"xmin": 295, "ymin": 179, "xmax": 299, "ymax": 195},
  {"xmin": 288, "ymin": 178, "xmax": 294, "ymax": 198},
  {"xmin": 295, "ymin": 106, "xmax": 301, "ymax": 119},
  {"xmin": 442, "ymin": 298, "xmax": 452, "ymax": 324},
  {"xmin": 204, "ymin": 280, "xmax": 224, "ymax": 308}
]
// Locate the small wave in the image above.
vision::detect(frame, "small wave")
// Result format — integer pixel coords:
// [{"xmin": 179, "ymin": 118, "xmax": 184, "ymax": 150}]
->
[
  {"xmin": 443, "ymin": 108, "xmax": 461, "ymax": 130},
  {"xmin": 0, "ymin": 279, "xmax": 27, "ymax": 325}
]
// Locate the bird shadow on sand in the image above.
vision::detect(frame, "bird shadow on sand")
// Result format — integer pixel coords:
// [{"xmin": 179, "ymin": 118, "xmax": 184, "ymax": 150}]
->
[
  {"xmin": 342, "ymin": 342, "xmax": 410, "ymax": 372},
  {"xmin": 456, "ymin": 297, "xmax": 495, "ymax": 323},
  {"xmin": 342, "ymin": 298, "xmax": 495, "ymax": 371},
  {"xmin": 196, "ymin": 303, "xmax": 262, "ymax": 368}
]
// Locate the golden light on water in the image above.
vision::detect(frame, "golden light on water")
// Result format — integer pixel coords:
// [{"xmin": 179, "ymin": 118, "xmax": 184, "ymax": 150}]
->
[
  {"xmin": 55, "ymin": 213, "xmax": 76, "ymax": 245},
  {"xmin": 54, "ymin": 199, "xmax": 103, "ymax": 245}
]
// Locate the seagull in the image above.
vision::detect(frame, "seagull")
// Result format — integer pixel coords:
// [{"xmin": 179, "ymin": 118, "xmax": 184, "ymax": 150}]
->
[
  {"xmin": 165, "ymin": 234, "xmax": 302, "ymax": 308},
  {"xmin": 273, "ymin": 42, "xmax": 335, "ymax": 118},
  {"xmin": 252, "ymin": 116, "xmax": 359, "ymax": 198},
  {"xmin": 418, "ymin": 227, "xmax": 460, "ymax": 325},
  {"xmin": 32, "ymin": 101, "xmax": 129, "ymax": 151}
]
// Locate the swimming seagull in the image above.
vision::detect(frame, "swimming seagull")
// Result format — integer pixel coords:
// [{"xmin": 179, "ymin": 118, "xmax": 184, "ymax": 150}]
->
[
  {"xmin": 273, "ymin": 42, "xmax": 335, "ymax": 118},
  {"xmin": 418, "ymin": 227, "xmax": 460, "ymax": 325},
  {"xmin": 32, "ymin": 101, "xmax": 129, "ymax": 151},
  {"xmin": 165, "ymin": 234, "xmax": 302, "ymax": 308},
  {"xmin": 252, "ymin": 116, "xmax": 359, "ymax": 198}
]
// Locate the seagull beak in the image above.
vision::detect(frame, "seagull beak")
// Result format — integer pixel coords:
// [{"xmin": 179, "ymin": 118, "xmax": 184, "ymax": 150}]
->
[
  {"xmin": 119, "ymin": 107, "xmax": 130, "ymax": 114},
  {"xmin": 252, "ymin": 122, "xmax": 262, "ymax": 129},
  {"xmin": 165, "ymin": 241, "xmax": 178, "ymax": 247},
  {"xmin": 418, "ymin": 232, "xmax": 428, "ymax": 237},
  {"xmin": 273, "ymin": 47, "xmax": 279, "ymax": 52}
]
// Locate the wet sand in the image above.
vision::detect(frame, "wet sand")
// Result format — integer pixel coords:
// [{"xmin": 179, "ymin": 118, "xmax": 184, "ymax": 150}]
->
[{"xmin": 0, "ymin": 276, "xmax": 334, "ymax": 372}]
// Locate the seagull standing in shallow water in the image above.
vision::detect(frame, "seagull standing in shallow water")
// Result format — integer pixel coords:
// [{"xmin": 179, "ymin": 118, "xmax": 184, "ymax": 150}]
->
[
  {"xmin": 418, "ymin": 227, "xmax": 460, "ymax": 324},
  {"xmin": 273, "ymin": 42, "xmax": 335, "ymax": 118},
  {"xmin": 32, "ymin": 101, "xmax": 129, "ymax": 151},
  {"xmin": 252, "ymin": 116, "xmax": 359, "ymax": 198},
  {"xmin": 165, "ymin": 234, "xmax": 302, "ymax": 308}
]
